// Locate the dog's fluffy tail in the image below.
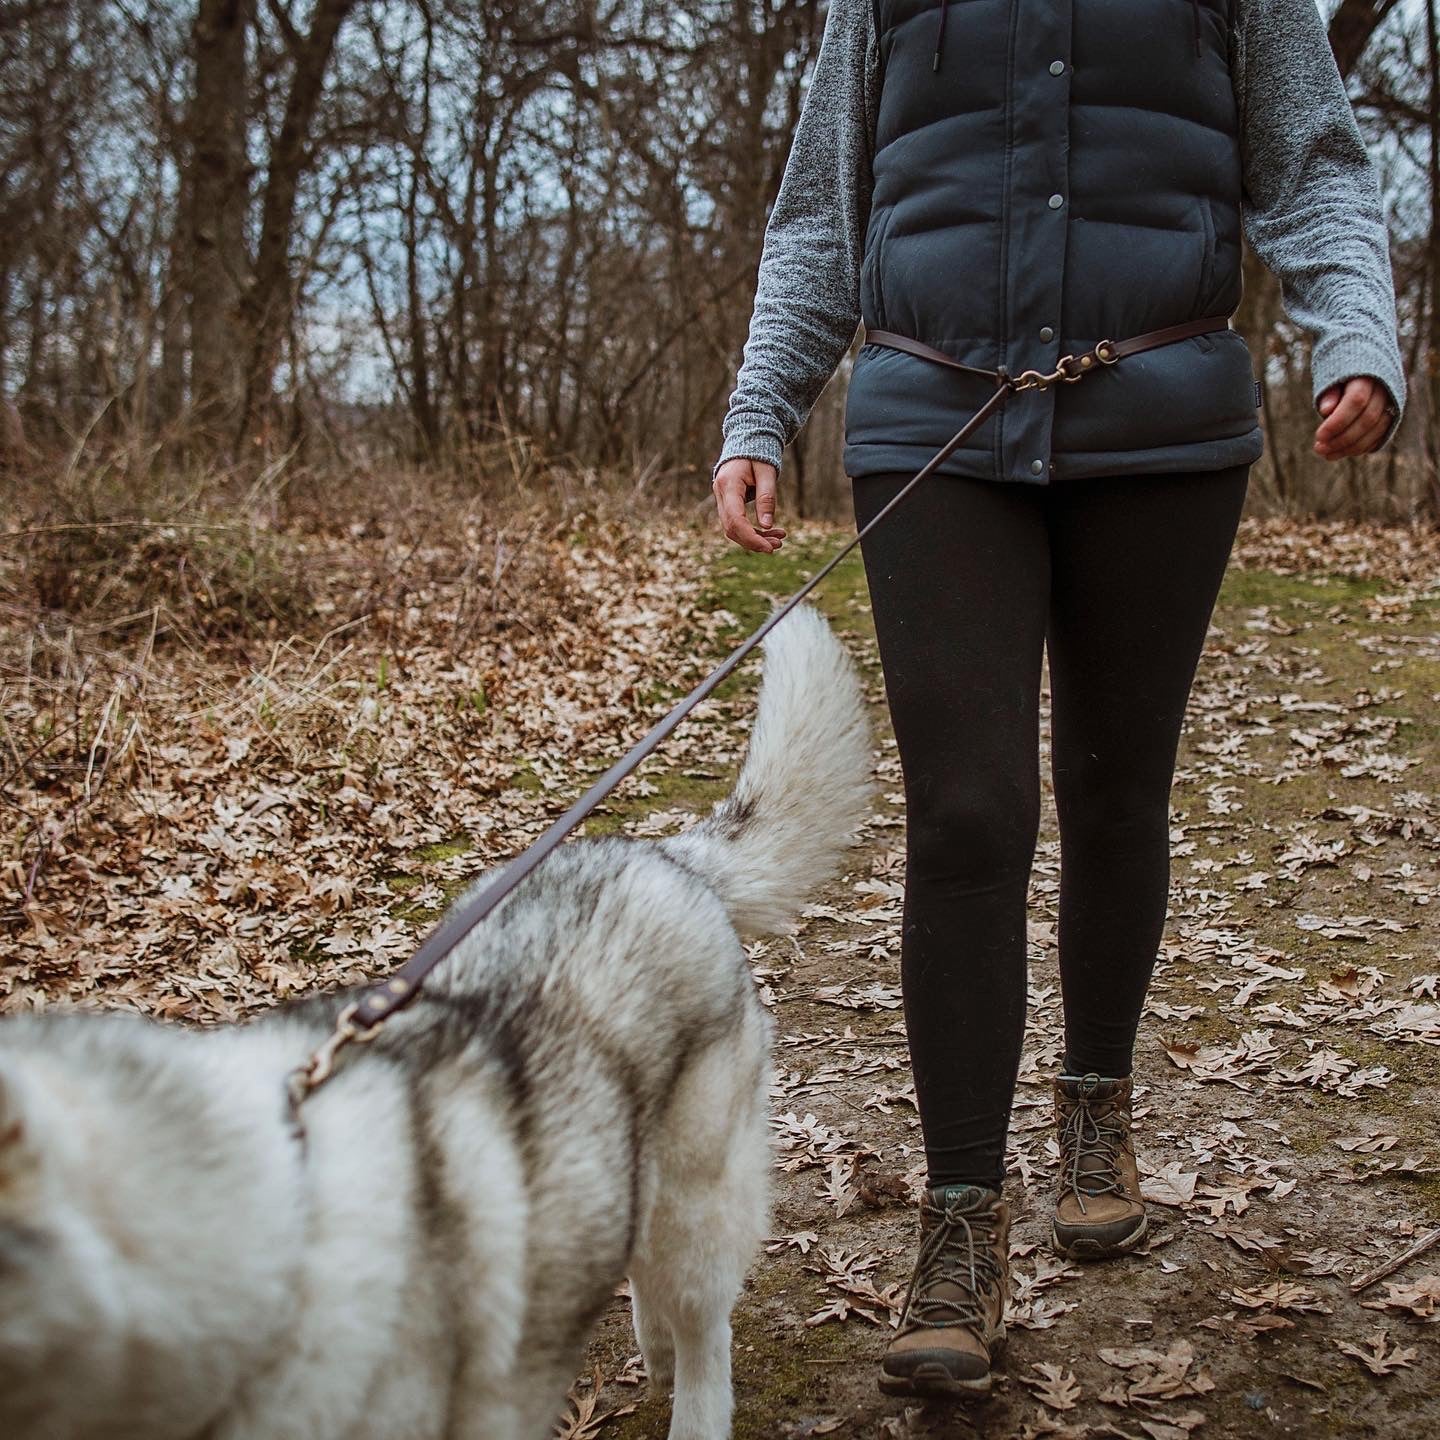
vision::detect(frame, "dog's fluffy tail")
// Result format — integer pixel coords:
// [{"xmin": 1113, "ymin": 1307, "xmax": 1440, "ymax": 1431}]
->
[{"xmin": 661, "ymin": 603, "xmax": 872, "ymax": 936}]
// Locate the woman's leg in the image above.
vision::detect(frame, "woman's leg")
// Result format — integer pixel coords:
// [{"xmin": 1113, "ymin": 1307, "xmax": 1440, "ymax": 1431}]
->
[
  {"xmin": 1044, "ymin": 464, "xmax": 1251, "ymax": 1076},
  {"xmin": 851, "ymin": 470, "xmax": 1051, "ymax": 1191}
]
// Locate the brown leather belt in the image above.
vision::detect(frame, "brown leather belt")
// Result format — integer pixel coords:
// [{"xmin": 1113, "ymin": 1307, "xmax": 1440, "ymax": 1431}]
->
[{"xmin": 864, "ymin": 313, "xmax": 1232, "ymax": 391}]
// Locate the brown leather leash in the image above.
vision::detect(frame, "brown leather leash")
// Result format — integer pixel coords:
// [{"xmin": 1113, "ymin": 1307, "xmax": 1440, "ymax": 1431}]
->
[{"xmin": 286, "ymin": 312, "xmax": 1233, "ymax": 1120}]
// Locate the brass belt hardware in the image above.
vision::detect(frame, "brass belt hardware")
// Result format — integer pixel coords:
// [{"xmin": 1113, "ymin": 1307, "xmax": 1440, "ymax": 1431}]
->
[{"xmin": 1008, "ymin": 340, "xmax": 1120, "ymax": 392}]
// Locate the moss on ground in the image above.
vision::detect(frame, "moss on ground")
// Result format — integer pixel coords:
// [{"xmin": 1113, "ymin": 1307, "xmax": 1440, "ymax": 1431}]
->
[
  {"xmin": 411, "ymin": 835, "xmax": 473, "ymax": 864},
  {"xmin": 1218, "ymin": 568, "xmax": 1389, "ymax": 610},
  {"xmin": 703, "ymin": 533, "xmax": 874, "ymax": 660},
  {"xmin": 581, "ymin": 767, "xmax": 736, "ymax": 836},
  {"xmin": 509, "ymin": 758, "xmax": 546, "ymax": 793}
]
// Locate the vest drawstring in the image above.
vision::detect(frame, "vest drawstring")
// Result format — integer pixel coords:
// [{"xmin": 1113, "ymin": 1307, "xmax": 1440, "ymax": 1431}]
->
[
  {"xmin": 933, "ymin": 0, "xmax": 950, "ymax": 71},
  {"xmin": 1192, "ymin": 0, "xmax": 1202, "ymax": 57}
]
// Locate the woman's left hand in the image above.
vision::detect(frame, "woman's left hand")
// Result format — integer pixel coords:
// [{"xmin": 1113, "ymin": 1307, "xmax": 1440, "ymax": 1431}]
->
[{"xmin": 1314, "ymin": 375, "xmax": 1395, "ymax": 459}]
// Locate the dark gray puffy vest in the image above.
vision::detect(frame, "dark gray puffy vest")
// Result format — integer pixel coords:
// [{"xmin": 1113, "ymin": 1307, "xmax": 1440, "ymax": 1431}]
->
[{"xmin": 843, "ymin": 0, "xmax": 1265, "ymax": 485}]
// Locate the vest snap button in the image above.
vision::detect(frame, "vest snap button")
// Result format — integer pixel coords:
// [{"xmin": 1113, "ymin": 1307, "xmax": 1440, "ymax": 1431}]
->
[
  {"xmin": 1030, "ymin": 459, "xmax": 1044, "ymax": 475},
  {"xmin": 1040, "ymin": 326, "xmax": 1055, "ymax": 342},
  {"xmin": 1049, "ymin": 60, "xmax": 1066, "ymax": 75},
  {"xmin": 1047, "ymin": 193, "xmax": 1064, "ymax": 209}
]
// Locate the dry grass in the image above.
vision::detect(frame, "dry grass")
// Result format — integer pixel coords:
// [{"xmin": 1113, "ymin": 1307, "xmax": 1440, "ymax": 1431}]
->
[
  {"xmin": 4, "ymin": 452, "xmax": 696, "ymax": 711},
  {"xmin": 0, "ymin": 455, "xmax": 724, "ymax": 997}
]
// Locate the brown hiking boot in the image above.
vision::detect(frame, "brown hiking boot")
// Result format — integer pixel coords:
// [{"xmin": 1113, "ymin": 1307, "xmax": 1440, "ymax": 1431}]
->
[
  {"xmin": 879, "ymin": 1183, "xmax": 1010, "ymax": 1398},
  {"xmin": 1051, "ymin": 1072, "xmax": 1148, "ymax": 1259}
]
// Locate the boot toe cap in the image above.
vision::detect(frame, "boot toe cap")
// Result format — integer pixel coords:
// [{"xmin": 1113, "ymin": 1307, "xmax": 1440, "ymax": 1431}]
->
[
  {"xmin": 882, "ymin": 1345, "xmax": 990, "ymax": 1382},
  {"xmin": 1052, "ymin": 1210, "xmax": 1147, "ymax": 1258},
  {"xmin": 879, "ymin": 1344, "xmax": 997, "ymax": 1397}
]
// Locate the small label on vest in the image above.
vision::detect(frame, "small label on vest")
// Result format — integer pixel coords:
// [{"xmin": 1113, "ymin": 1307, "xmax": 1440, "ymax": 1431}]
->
[{"xmin": 1254, "ymin": 379, "xmax": 1262, "ymax": 409}]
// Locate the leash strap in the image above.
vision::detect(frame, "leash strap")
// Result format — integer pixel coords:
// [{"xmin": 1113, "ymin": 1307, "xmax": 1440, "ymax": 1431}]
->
[{"xmin": 287, "ymin": 312, "xmax": 1233, "ymax": 1114}]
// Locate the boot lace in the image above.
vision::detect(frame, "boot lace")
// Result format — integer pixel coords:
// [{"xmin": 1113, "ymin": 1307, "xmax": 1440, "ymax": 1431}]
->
[
  {"xmin": 1058, "ymin": 1076, "xmax": 1128, "ymax": 1215},
  {"xmin": 896, "ymin": 1195, "xmax": 1004, "ymax": 1336}
]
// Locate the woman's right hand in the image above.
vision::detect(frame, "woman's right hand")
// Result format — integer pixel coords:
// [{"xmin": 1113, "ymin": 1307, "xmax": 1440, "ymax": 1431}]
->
[{"xmin": 712, "ymin": 458, "xmax": 786, "ymax": 554}]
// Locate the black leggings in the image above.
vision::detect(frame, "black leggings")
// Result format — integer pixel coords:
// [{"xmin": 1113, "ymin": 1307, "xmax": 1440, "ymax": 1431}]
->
[{"xmin": 851, "ymin": 464, "xmax": 1250, "ymax": 1192}]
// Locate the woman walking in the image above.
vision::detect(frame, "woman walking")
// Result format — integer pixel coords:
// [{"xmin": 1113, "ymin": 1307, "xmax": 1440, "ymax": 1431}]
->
[{"xmin": 711, "ymin": 0, "xmax": 1404, "ymax": 1402}]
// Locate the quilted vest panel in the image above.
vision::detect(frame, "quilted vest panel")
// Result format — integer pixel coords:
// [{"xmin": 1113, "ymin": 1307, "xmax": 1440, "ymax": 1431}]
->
[{"xmin": 843, "ymin": 0, "xmax": 1265, "ymax": 484}]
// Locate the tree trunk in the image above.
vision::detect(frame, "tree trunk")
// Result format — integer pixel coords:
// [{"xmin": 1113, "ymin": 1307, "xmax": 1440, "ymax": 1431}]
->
[
  {"xmin": 187, "ymin": 0, "xmax": 250, "ymax": 436},
  {"xmin": 1329, "ymin": 0, "xmax": 1404, "ymax": 79},
  {"xmin": 237, "ymin": 0, "xmax": 358, "ymax": 448},
  {"xmin": 156, "ymin": 160, "xmax": 194, "ymax": 426}
]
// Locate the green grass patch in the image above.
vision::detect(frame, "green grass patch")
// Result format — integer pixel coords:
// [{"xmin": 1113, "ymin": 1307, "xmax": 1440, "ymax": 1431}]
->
[
  {"xmin": 703, "ymin": 534, "xmax": 871, "ymax": 636},
  {"xmin": 581, "ymin": 766, "xmax": 736, "ymax": 837},
  {"xmin": 411, "ymin": 834, "xmax": 474, "ymax": 864},
  {"xmin": 1219, "ymin": 567, "xmax": 1388, "ymax": 611},
  {"xmin": 697, "ymin": 532, "xmax": 878, "ymax": 715}
]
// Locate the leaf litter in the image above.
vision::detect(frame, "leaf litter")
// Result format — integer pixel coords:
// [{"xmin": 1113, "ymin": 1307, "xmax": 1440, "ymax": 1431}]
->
[{"xmin": 6, "ymin": 511, "xmax": 1440, "ymax": 1436}]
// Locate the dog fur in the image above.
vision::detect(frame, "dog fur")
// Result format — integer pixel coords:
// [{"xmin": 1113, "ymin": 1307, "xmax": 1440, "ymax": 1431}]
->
[{"xmin": 0, "ymin": 603, "xmax": 871, "ymax": 1440}]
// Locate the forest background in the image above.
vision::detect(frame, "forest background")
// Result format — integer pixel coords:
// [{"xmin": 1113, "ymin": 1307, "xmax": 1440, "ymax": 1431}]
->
[{"xmin": 1, "ymin": 0, "xmax": 1435, "ymax": 520}]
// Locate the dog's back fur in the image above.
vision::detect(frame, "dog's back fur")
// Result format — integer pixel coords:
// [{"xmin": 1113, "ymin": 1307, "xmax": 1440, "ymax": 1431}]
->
[{"xmin": 0, "ymin": 604, "xmax": 871, "ymax": 1440}]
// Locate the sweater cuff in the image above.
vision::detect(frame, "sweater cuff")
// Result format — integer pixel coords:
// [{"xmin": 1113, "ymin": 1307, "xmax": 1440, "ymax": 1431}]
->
[
  {"xmin": 1312, "ymin": 334, "xmax": 1406, "ymax": 451},
  {"xmin": 713, "ymin": 426, "xmax": 786, "ymax": 483}
]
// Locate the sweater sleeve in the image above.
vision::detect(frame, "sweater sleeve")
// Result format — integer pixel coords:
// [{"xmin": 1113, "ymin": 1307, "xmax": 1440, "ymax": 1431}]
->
[
  {"xmin": 712, "ymin": 0, "xmax": 879, "ymax": 481},
  {"xmin": 1235, "ymin": 0, "xmax": 1406, "ymax": 449}
]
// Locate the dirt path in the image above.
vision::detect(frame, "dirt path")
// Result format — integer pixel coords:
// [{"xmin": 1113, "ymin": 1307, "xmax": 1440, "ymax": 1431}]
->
[
  {"xmin": 6, "ymin": 507, "xmax": 1437, "ymax": 1440},
  {"xmin": 575, "ymin": 525, "xmax": 1440, "ymax": 1440}
]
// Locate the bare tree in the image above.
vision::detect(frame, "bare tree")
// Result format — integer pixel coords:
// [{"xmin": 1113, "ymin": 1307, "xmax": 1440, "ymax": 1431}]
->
[
  {"xmin": 237, "ymin": 0, "xmax": 361, "ymax": 444},
  {"xmin": 1332, "ymin": 0, "xmax": 1405, "ymax": 78},
  {"xmin": 187, "ymin": 0, "xmax": 251, "ymax": 430},
  {"xmin": 0, "ymin": 0, "xmax": 1422, "ymax": 520}
]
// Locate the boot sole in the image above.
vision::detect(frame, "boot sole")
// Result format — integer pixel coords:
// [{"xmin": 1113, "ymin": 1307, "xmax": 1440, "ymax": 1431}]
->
[
  {"xmin": 877, "ymin": 1336, "xmax": 1006, "ymax": 1400},
  {"xmin": 1050, "ymin": 1212, "xmax": 1148, "ymax": 1261}
]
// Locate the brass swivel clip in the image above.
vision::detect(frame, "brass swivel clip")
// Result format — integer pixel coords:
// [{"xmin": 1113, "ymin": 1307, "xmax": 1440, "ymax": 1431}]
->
[
  {"xmin": 285, "ymin": 999, "xmax": 382, "ymax": 1136},
  {"xmin": 1008, "ymin": 340, "xmax": 1118, "ymax": 392}
]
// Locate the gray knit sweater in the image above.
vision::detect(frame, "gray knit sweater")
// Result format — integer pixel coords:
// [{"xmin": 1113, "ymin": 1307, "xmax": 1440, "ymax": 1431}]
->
[{"xmin": 715, "ymin": 0, "xmax": 1406, "ymax": 478}]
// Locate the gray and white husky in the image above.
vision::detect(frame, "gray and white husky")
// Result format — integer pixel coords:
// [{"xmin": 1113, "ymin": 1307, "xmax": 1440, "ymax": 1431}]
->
[{"xmin": 0, "ymin": 604, "xmax": 870, "ymax": 1440}]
